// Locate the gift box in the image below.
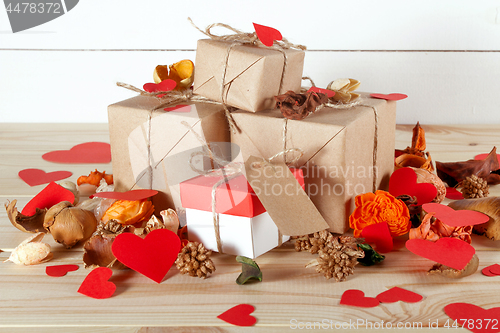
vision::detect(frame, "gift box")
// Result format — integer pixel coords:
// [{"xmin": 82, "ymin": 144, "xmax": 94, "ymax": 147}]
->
[
  {"xmin": 230, "ymin": 93, "xmax": 397, "ymax": 234},
  {"xmin": 107, "ymin": 95, "xmax": 230, "ymax": 214},
  {"xmin": 193, "ymin": 39, "xmax": 305, "ymax": 112},
  {"xmin": 180, "ymin": 171, "xmax": 304, "ymax": 258}
]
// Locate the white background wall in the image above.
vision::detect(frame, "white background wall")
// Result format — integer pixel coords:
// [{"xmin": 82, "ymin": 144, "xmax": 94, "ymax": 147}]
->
[{"xmin": 1, "ymin": 0, "xmax": 500, "ymax": 124}]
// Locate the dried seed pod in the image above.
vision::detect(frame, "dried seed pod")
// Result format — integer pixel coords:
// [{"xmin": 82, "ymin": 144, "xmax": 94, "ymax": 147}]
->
[
  {"xmin": 175, "ymin": 241, "xmax": 215, "ymax": 279},
  {"xmin": 160, "ymin": 209, "xmax": 180, "ymax": 233},
  {"xmin": 5, "ymin": 233, "xmax": 52, "ymax": 265},
  {"xmin": 5, "ymin": 199, "xmax": 47, "ymax": 234},
  {"xmin": 411, "ymin": 167, "xmax": 446, "ymax": 203},
  {"xmin": 448, "ymin": 197, "xmax": 500, "ymax": 240},
  {"xmin": 44, "ymin": 201, "xmax": 97, "ymax": 248},
  {"xmin": 428, "ymin": 254, "xmax": 479, "ymax": 278}
]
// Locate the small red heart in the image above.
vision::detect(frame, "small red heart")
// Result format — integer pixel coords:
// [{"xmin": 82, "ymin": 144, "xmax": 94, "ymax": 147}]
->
[
  {"xmin": 361, "ymin": 222, "xmax": 393, "ymax": 253},
  {"xmin": 482, "ymin": 266, "xmax": 499, "ymax": 277},
  {"xmin": 475, "ymin": 153, "xmax": 500, "ymax": 164},
  {"xmin": 164, "ymin": 104, "xmax": 191, "ymax": 112},
  {"xmin": 143, "ymin": 79, "xmax": 177, "ymax": 93},
  {"xmin": 253, "ymin": 23, "xmax": 282, "ymax": 47},
  {"xmin": 340, "ymin": 289, "xmax": 380, "ymax": 308},
  {"xmin": 370, "ymin": 93, "xmax": 408, "ymax": 101},
  {"xmin": 19, "ymin": 169, "xmax": 72, "ymax": 187},
  {"xmin": 21, "ymin": 182, "xmax": 75, "ymax": 216},
  {"xmin": 422, "ymin": 203, "xmax": 489, "ymax": 228},
  {"xmin": 78, "ymin": 267, "xmax": 116, "ymax": 299},
  {"xmin": 376, "ymin": 287, "xmax": 423, "ymax": 303},
  {"xmin": 389, "ymin": 167, "xmax": 437, "ymax": 205},
  {"xmin": 482, "ymin": 264, "xmax": 500, "ymax": 277},
  {"xmin": 406, "ymin": 238, "xmax": 475, "ymax": 271},
  {"xmin": 111, "ymin": 229, "xmax": 181, "ymax": 283},
  {"xmin": 42, "ymin": 142, "xmax": 111, "ymax": 164},
  {"xmin": 46, "ymin": 264, "xmax": 79, "ymax": 277},
  {"xmin": 217, "ymin": 304, "xmax": 257, "ymax": 327},
  {"xmin": 91, "ymin": 189, "xmax": 158, "ymax": 201},
  {"xmin": 444, "ymin": 303, "xmax": 500, "ymax": 333},
  {"xmin": 446, "ymin": 187, "xmax": 464, "ymax": 200},
  {"xmin": 308, "ymin": 86, "xmax": 335, "ymax": 98}
]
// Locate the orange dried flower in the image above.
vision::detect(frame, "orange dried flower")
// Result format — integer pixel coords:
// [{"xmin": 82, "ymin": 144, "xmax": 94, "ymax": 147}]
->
[
  {"xmin": 153, "ymin": 59, "xmax": 194, "ymax": 91},
  {"xmin": 409, "ymin": 212, "xmax": 472, "ymax": 244},
  {"xmin": 77, "ymin": 169, "xmax": 113, "ymax": 186},
  {"xmin": 349, "ymin": 190, "xmax": 410, "ymax": 237},
  {"xmin": 101, "ymin": 199, "xmax": 154, "ymax": 225}
]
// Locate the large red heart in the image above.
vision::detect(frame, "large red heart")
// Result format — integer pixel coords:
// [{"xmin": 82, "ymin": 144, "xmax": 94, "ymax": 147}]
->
[
  {"xmin": 19, "ymin": 168, "xmax": 72, "ymax": 187},
  {"xmin": 422, "ymin": 203, "xmax": 489, "ymax": 227},
  {"xmin": 111, "ymin": 229, "xmax": 181, "ymax": 283},
  {"xmin": 78, "ymin": 267, "xmax": 116, "ymax": 299},
  {"xmin": 308, "ymin": 86, "xmax": 335, "ymax": 98},
  {"xmin": 42, "ymin": 142, "xmax": 111, "ymax": 164},
  {"xmin": 46, "ymin": 264, "xmax": 79, "ymax": 277},
  {"xmin": 405, "ymin": 238, "xmax": 475, "ymax": 271},
  {"xmin": 444, "ymin": 303, "xmax": 500, "ymax": 333},
  {"xmin": 340, "ymin": 289, "xmax": 380, "ymax": 308},
  {"xmin": 217, "ymin": 304, "xmax": 257, "ymax": 327},
  {"xmin": 376, "ymin": 287, "xmax": 423, "ymax": 303},
  {"xmin": 370, "ymin": 93, "xmax": 408, "ymax": 101},
  {"xmin": 143, "ymin": 79, "xmax": 177, "ymax": 93},
  {"xmin": 253, "ymin": 23, "xmax": 282, "ymax": 47},
  {"xmin": 21, "ymin": 182, "xmax": 75, "ymax": 216},
  {"xmin": 91, "ymin": 189, "xmax": 158, "ymax": 201},
  {"xmin": 389, "ymin": 167, "xmax": 437, "ymax": 205},
  {"xmin": 361, "ymin": 222, "xmax": 393, "ymax": 253}
]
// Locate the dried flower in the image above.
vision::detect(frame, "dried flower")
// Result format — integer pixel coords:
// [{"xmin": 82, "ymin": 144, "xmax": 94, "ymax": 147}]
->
[
  {"xmin": 326, "ymin": 78, "xmax": 360, "ymax": 103},
  {"xmin": 409, "ymin": 212, "xmax": 472, "ymax": 244},
  {"xmin": 175, "ymin": 241, "xmax": 215, "ymax": 279},
  {"xmin": 153, "ymin": 59, "xmax": 194, "ymax": 90},
  {"xmin": 101, "ymin": 199, "xmax": 154, "ymax": 226},
  {"xmin": 5, "ymin": 233, "xmax": 52, "ymax": 265},
  {"xmin": 395, "ymin": 122, "xmax": 433, "ymax": 171},
  {"xmin": 77, "ymin": 169, "xmax": 113, "ymax": 186},
  {"xmin": 274, "ymin": 90, "xmax": 329, "ymax": 120},
  {"xmin": 160, "ymin": 209, "xmax": 180, "ymax": 233},
  {"xmin": 349, "ymin": 190, "xmax": 410, "ymax": 238}
]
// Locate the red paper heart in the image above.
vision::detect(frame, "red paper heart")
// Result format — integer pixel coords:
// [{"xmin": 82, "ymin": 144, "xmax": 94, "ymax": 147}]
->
[
  {"xmin": 376, "ymin": 287, "xmax": 423, "ymax": 303},
  {"xmin": 389, "ymin": 167, "xmax": 437, "ymax": 205},
  {"xmin": 91, "ymin": 189, "xmax": 158, "ymax": 201},
  {"xmin": 21, "ymin": 182, "xmax": 75, "ymax": 216},
  {"xmin": 370, "ymin": 93, "xmax": 408, "ymax": 101},
  {"xmin": 42, "ymin": 142, "xmax": 111, "ymax": 164},
  {"xmin": 444, "ymin": 303, "xmax": 500, "ymax": 333},
  {"xmin": 19, "ymin": 169, "xmax": 72, "ymax": 187},
  {"xmin": 46, "ymin": 264, "xmax": 79, "ymax": 277},
  {"xmin": 446, "ymin": 187, "xmax": 464, "ymax": 200},
  {"xmin": 340, "ymin": 289, "xmax": 380, "ymax": 308},
  {"xmin": 143, "ymin": 79, "xmax": 177, "ymax": 93},
  {"xmin": 482, "ymin": 266, "xmax": 499, "ymax": 277},
  {"xmin": 217, "ymin": 304, "xmax": 257, "ymax": 327},
  {"xmin": 164, "ymin": 104, "xmax": 191, "ymax": 112},
  {"xmin": 307, "ymin": 86, "xmax": 336, "ymax": 98},
  {"xmin": 406, "ymin": 238, "xmax": 475, "ymax": 270},
  {"xmin": 361, "ymin": 222, "xmax": 393, "ymax": 253},
  {"xmin": 422, "ymin": 203, "xmax": 489, "ymax": 228},
  {"xmin": 253, "ymin": 23, "xmax": 282, "ymax": 47},
  {"xmin": 475, "ymin": 153, "xmax": 500, "ymax": 165},
  {"xmin": 111, "ymin": 229, "xmax": 181, "ymax": 283},
  {"xmin": 482, "ymin": 264, "xmax": 500, "ymax": 277},
  {"xmin": 78, "ymin": 267, "xmax": 116, "ymax": 299}
]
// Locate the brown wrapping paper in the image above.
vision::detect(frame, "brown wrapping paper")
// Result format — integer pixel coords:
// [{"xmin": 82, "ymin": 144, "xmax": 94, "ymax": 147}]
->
[
  {"xmin": 108, "ymin": 95, "xmax": 230, "ymax": 214},
  {"xmin": 193, "ymin": 39, "xmax": 305, "ymax": 113},
  {"xmin": 231, "ymin": 93, "xmax": 397, "ymax": 234}
]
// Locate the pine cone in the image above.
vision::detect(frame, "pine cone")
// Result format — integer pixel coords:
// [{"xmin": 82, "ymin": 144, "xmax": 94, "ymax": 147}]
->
[
  {"xmin": 95, "ymin": 220, "xmax": 128, "ymax": 236},
  {"xmin": 294, "ymin": 230, "xmax": 334, "ymax": 254},
  {"xmin": 294, "ymin": 235, "xmax": 312, "ymax": 252},
  {"xmin": 175, "ymin": 241, "xmax": 215, "ymax": 279},
  {"xmin": 306, "ymin": 235, "xmax": 364, "ymax": 282},
  {"xmin": 460, "ymin": 175, "xmax": 489, "ymax": 199}
]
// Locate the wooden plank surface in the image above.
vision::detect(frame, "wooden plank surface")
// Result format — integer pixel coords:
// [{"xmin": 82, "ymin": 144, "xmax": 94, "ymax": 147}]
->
[{"xmin": 1, "ymin": 123, "xmax": 500, "ymax": 332}]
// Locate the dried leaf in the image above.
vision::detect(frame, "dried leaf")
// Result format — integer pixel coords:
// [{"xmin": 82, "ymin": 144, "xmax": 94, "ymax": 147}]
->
[
  {"xmin": 235, "ymin": 256, "xmax": 262, "ymax": 285},
  {"xmin": 274, "ymin": 90, "xmax": 328, "ymax": 120},
  {"xmin": 356, "ymin": 243, "xmax": 385, "ymax": 266},
  {"xmin": 5, "ymin": 200, "xmax": 47, "ymax": 234},
  {"xmin": 436, "ymin": 147, "xmax": 500, "ymax": 187}
]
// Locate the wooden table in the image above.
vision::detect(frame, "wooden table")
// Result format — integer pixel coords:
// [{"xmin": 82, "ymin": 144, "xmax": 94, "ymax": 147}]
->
[{"xmin": 1, "ymin": 124, "xmax": 500, "ymax": 332}]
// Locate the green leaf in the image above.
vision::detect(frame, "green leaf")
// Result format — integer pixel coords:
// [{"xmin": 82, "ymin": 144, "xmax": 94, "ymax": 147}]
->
[
  {"xmin": 357, "ymin": 243, "xmax": 385, "ymax": 266},
  {"xmin": 235, "ymin": 256, "xmax": 262, "ymax": 285}
]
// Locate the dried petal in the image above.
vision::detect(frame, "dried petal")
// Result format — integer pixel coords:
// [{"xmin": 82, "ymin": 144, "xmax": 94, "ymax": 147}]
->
[
  {"xmin": 160, "ymin": 209, "xmax": 179, "ymax": 233},
  {"xmin": 77, "ymin": 169, "xmax": 113, "ymax": 186},
  {"xmin": 235, "ymin": 256, "xmax": 262, "ymax": 285},
  {"xmin": 102, "ymin": 199, "xmax": 154, "ymax": 226}
]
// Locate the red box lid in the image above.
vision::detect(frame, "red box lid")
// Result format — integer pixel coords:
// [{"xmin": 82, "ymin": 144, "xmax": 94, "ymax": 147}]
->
[{"xmin": 180, "ymin": 168, "xmax": 304, "ymax": 218}]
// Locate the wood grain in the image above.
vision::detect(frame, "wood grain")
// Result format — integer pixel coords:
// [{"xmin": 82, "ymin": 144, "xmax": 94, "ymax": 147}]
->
[{"xmin": 0, "ymin": 123, "xmax": 500, "ymax": 331}]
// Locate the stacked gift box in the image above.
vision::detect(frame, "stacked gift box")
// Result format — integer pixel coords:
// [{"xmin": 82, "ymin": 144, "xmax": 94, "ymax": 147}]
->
[{"xmin": 108, "ymin": 26, "xmax": 397, "ymax": 258}]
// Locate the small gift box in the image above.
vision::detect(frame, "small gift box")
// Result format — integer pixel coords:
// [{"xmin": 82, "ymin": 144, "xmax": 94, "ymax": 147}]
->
[
  {"xmin": 180, "ymin": 168, "xmax": 309, "ymax": 258},
  {"xmin": 193, "ymin": 39, "xmax": 305, "ymax": 113},
  {"xmin": 107, "ymin": 95, "xmax": 230, "ymax": 214},
  {"xmin": 231, "ymin": 93, "xmax": 397, "ymax": 234}
]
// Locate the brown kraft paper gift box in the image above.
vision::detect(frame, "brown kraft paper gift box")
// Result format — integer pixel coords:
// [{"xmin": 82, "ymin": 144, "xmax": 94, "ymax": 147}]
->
[
  {"xmin": 193, "ymin": 39, "xmax": 305, "ymax": 113},
  {"xmin": 230, "ymin": 93, "xmax": 397, "ymax": 234},
  {"xmin": 108, "ymin": 95, "xmax": 230, "ymax": 214}
]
